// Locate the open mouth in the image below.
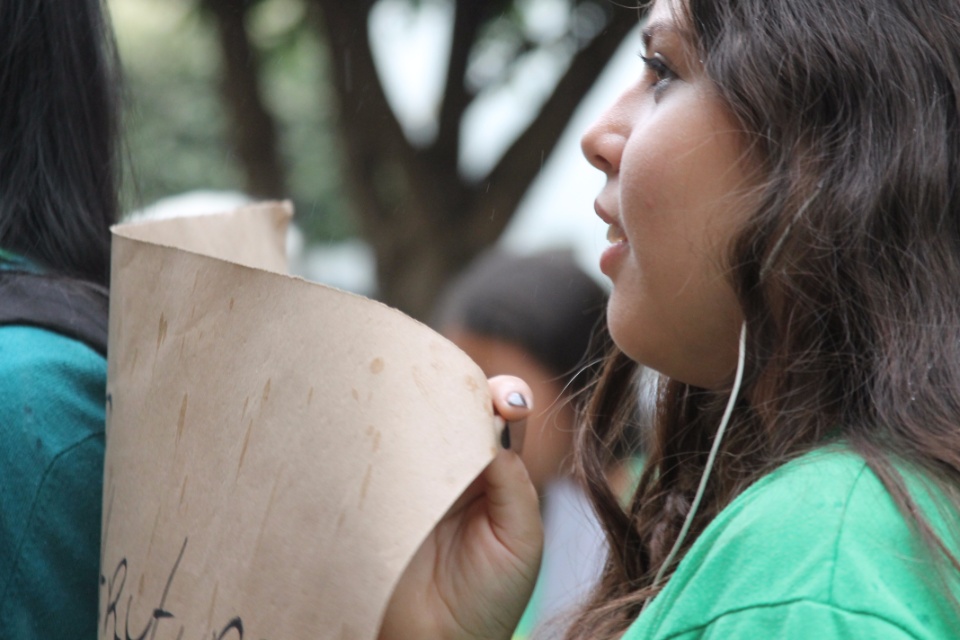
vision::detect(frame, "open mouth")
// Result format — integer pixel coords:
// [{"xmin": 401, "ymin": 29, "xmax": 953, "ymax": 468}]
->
[{"xmin": 607, "ymin": 223, "xmax": 627, "ymax": 245}]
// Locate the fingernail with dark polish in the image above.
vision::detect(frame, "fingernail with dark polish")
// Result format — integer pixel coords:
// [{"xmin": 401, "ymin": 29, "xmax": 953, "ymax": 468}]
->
[
  {"xmin": 506, "ymin": 392, "xmax": 527, "ymax": 408},
  {"xmin": 501, "ymin": 424, "xmax": 511, "ymax": 450}
]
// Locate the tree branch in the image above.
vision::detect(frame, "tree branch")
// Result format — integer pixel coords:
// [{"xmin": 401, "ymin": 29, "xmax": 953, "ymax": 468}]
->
[
  {"xmin": 308, "ymin": 0, "xmax": 419, "ymax": 225},
  {"xmin": 477, "ymin": 6, "xmax": 638, "ymax": 235},
  {"xmin": 433, "ymin": 0, "xmax": 494, "ymax": 165}
]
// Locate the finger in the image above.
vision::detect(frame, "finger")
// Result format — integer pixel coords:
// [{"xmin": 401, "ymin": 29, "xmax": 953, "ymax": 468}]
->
[
  {"xmin": 483, "ymin": 447, "xmax": 543, "ymax": 572},
  {"xmin": 488, "ymin": 375, "xmax": 532, "ymax": 455},
  {"xmin": 488, "ymin": 375, "xmax": 534, "ymax": 422},
  {"xmin": 449, "ymin": 377, "xmax": 534, "ymax": 515}
]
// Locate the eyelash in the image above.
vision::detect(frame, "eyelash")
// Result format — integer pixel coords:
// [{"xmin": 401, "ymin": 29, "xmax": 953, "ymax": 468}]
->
[{"xmin": 639, "ymin": 53, "xmax": 675, "ymax": 99}]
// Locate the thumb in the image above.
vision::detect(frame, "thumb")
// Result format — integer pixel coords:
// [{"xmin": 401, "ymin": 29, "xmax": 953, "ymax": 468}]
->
[{"xmin": 483, "ymin": 447, "xmax": 543, "ymax": 564}]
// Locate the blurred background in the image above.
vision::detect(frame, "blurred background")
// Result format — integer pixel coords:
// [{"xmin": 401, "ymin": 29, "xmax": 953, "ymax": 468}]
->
[{"xmin": 109, "ymin": 0, "xmax": 642, "ymax": 321}]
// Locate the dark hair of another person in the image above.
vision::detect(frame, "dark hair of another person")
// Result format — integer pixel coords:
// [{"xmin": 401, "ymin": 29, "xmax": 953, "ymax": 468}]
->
[
  {"xmin": 567, "ymin": 1, "xmax": 960, "ymax": 637},
  {"xmin": 434, "ymin": 248, "xmax": 608, "ymax": 395},
  {"xmin": 0, "ymin": 0, "xmax": 121, "ymax": 287}
]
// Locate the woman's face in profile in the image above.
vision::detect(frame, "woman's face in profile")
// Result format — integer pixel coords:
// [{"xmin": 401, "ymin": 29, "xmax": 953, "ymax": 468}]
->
[{"xmin": 581, "ymin": 0, "xmax": 756, "ymax": 389}]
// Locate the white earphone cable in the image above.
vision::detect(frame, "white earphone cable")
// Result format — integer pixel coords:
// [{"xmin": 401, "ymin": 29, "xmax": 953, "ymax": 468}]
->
[
  {"xmin": 639, "ymin": 185, "xmax": 816, "ymax": 606},
  {"xmin": 645, "ymin": 321, "xmax": 747, "ymax": 597}
]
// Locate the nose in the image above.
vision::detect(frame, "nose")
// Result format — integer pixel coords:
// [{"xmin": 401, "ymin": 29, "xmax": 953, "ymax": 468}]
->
[{"xmin": 581, "ymin": 100, "xmax": 628, "ymax": 175}]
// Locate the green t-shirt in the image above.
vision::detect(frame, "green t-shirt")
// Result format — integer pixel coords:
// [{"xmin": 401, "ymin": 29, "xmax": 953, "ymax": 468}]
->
[{"xmin": 623, "ymin": 446, "xmax": 960, "ymax": 639}]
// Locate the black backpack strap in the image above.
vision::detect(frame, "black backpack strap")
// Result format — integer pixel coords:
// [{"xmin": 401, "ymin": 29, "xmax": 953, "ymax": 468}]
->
[{"xmin": 0, "ymin": 271, "xmax": 109, "ymax": 357}]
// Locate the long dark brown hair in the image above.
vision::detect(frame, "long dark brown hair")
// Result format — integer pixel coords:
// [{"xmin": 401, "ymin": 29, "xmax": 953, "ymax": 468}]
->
[
  {"xmin": 0, "ymin": 0, "xmax": 121, "ymax": 286},
  {"xmin": 567, "ymin": 0, "xmax": 960, "ymax": 636}
]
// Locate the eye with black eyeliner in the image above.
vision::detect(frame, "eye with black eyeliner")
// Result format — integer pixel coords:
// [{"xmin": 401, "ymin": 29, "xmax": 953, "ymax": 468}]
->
[{"xmin": 639, "ymin": 52, "xmax": 676, "ymax": 99}]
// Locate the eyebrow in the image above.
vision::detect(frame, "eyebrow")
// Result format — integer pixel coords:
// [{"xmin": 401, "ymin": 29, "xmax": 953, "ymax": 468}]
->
[{"xmin": 641, "ymin": 20, "xmax": 687, "ymax": 51}]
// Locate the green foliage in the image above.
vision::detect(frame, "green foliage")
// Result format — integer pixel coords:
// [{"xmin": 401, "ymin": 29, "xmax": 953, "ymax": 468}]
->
[
  {"xmin": 112, "ymin": 1, "xmax": 230, "ymax": 211},
  {"xmin": 250, "ymin": 1, "xmax": 355, "ymax": 241},
  {"xmin": 110, "ymin": 0, "xmax": 353, "ymax": 241}
]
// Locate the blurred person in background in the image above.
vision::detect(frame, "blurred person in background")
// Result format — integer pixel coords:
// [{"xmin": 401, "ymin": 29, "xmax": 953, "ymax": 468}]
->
[
  {"xmin": 434, "ymin": 248, "xmax": 644, "ymax": 639},
  {"xmin": 0, "ymin": 0, "xmax": 121, "ymax": 635}
]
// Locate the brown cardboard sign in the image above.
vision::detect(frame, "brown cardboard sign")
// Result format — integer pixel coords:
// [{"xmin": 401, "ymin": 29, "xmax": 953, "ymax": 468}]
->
[{"xmin": 101, "ymin": 202, "xmax": 499, "ymax": 639}]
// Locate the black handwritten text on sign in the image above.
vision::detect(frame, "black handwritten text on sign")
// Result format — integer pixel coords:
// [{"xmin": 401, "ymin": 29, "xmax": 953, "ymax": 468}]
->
[{"xmin": 99, "ymin": 537, "xmax": 256, "ymax": 640}]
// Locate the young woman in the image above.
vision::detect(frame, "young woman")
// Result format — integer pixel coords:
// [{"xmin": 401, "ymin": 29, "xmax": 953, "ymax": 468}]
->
[
  {"xmin": 0, "ymin": 0, "xmax": 120, "ymax": 635},
  {"xmin": 380, "ymin": 0, "xmax": 960, "ymax": 637}
]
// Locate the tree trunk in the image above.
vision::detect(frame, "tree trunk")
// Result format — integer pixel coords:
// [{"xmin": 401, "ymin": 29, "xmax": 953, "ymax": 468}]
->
[{"xmin": 203, "ymin": 0, "xmax": 287, "ymax": 199}]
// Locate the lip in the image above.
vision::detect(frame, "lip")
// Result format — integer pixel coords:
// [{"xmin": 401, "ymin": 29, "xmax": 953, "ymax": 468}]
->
[
  {"xmin": 593, "ymin": 199, "xmax": 616, "ymax": 226},
  {"xmin": 600, "ymin": 239, "xmax": 628, "ymax": 277},
  {"xmin": 594, "ymin": 200, "xmax": 628, "ymax": 277}
]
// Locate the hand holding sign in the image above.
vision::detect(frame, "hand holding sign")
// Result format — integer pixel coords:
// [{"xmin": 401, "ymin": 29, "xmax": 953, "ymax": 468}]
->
[{"xmin": 102, "ymin": 203, "xmax": 541, "ymax": 639}]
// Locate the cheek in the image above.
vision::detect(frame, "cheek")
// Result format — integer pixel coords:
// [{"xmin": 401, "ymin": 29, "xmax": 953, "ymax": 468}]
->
[
  {"xmin": 608, "ymin": 149, "xmax": 748, "ymax": 383},
  {"xmin": 619, "ymin": 131, "xmax": 668, "ymax": 218}
]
